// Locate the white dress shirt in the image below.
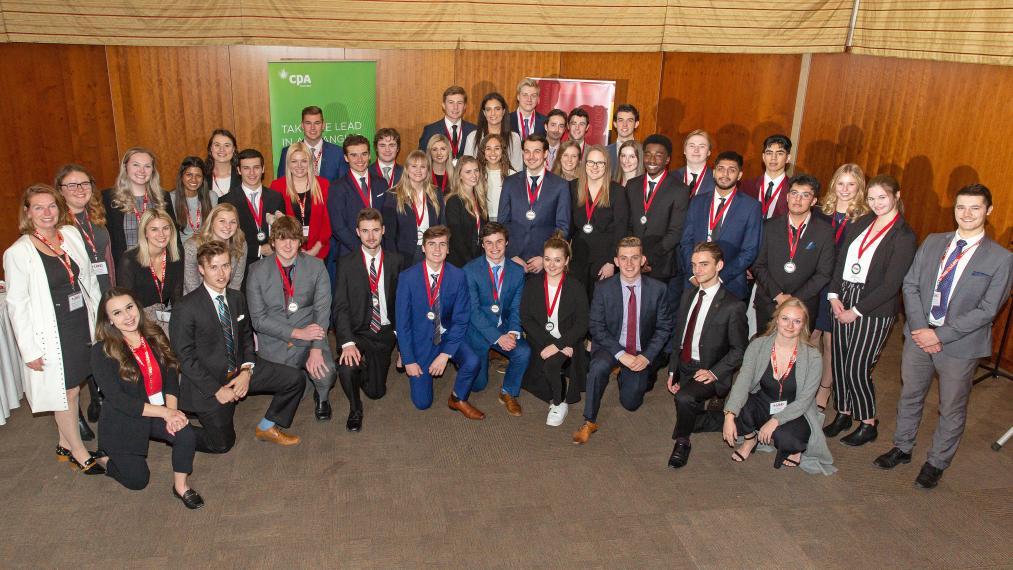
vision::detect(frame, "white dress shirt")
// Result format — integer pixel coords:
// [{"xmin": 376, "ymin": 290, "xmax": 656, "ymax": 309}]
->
[
  {"xmin": 682, "ymin": 281, "xmax": 721, "ymax": 361},
  {"xmin": 761, "ymin": 173, "xmax": 787, "ymax": 218},
  {"xmin": 616, "ymin": 277, "xmax": 642, "ymax": 358},
  {"xmin": 928, "ymin": 230, "xmax": 985, "ymax": 326},
  {"xmin": 708, "ymin": 190, "xmax": 735, "ymax": 240}
]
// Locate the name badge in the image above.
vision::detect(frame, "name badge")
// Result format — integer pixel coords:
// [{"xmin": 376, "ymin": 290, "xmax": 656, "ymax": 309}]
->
[
  {"xmin": 769, "ymin": 400, "xmax": 787, "ymax": 414},
  {"xmin": 68, "ymin": 291, "xmax": 84, "ymax": 312},
  {"xmin": 302, "ymin": 225, "xmax": 310, "ymax": 237},
  {"xmin": 148, "ymin": 391, "xmax": 165, "ymax": 406},
  {"xmin": 155, "ymin": 309, "xmax": 171, "ymax": 322},
  {"xmin": 91, "ymin": 261, "xmax": 109, "ymax": 275},
  {"xmin": 931, "ymin": 291, "xmax": 942, "ymax": 308}
]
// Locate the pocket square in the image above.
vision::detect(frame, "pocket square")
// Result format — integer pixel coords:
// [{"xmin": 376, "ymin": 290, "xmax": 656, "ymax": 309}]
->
[
  {"xmin": 805, "ymin": 241, "xmax": 816, "ymax": 250},
  {"xmin": 237, "ymin": 314, "xmax": 246, "ymax": 321},
  {"xmin": 971, "ymin": 271, "xmax": 991, "ymax": 277}
]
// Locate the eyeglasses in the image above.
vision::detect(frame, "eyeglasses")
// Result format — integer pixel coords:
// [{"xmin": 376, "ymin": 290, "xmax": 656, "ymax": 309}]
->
[
  {"xmin": 586, "ymin": 161, "xmax": 607, "ymax": 168},
  {"xmin": 61, "ymin": 182, "xmax": 93, "ymax": 191}
]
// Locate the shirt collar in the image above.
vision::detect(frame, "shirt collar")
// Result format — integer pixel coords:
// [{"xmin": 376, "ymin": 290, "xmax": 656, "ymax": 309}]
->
[
  {"xmin": 647, "ymin": 171, "xmax": 665, "ymax": 183},
  {"xmin": 204, "ymin": 282, "xmax": 227, "ymax": 301},
  {"xmin": 953, "ymin": 230, "xmax": 985, "ymax": 246},
  {"xmin": 526, "ymin": 168, "xmax": 546, "ymax": 180},
  {"xmin": 444, "ymin": 118, "xmax": 462, "ymax": 130},
  {"xmin": 241, "ymin": 184, "xmax": 262, "ymax": 195},
  {"xmin": 764, "ymin": 172, "xmax": 786, "ymax": 187},
  {"xmin": 620, "ymin": 276, "xmax": 642, "ymax": 289}
]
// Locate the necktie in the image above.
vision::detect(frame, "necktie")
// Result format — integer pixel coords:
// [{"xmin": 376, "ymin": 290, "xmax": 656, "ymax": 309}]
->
[
  {"xmin": 451, "ymin": 125, "xmax": 459, "ymax": 156},
  {"xmin": 216, "ymin": 294, "xmax": 237, "ymax": 373},
  {"xmin": 250, "ymin": 191, "xmax": 260, "ymax": 217},
  {"xmin": 369, "ymin": 257, "xmax": 381, "ymax": 333},
  {"xmin": 625, "ymin": 285, "xmax": 638, "ymax": 355},
  {"xmin": 313, "ymin": 148, "xmax": 320, "ymax": 176},
  {"xmin": 680, "ymin": 290, "xmax": 707, "ymax": 363},
  {"xmin": 530, "ymin": 175, "xmax": 539, "ymax": 187},
  {"xmin": 359, "ymin": 177, "xmax": 369, "ymax": 206},
  {"xmin": 764, "ymin": 180, "xmax": 774, "ymax": 204},
  {"xmin": 647, "ymin": 180, "xmax": 657, "ymax": 200},
  {"xmin": 689, "ymin": 172, "xmax": 699, "ymax": 189},
  {"xmin": 492, "ymin": 265, "xmax": 502, "ymax": 325},
  {"xmin": 431, "ymin": 273, "xmax": 442, "ymax": 345},
  {"xmin": 382, "ymin": 166, "xmax": 392, "ymax": 183},
  {"xmin": 713, "ymin": 197, "xmax": 727, "ymax": 237},
  {"xmin": 931, "ymin": 239, "xmax": 967, "ymax": 320},
  {"xmin": 523, "ymin": 117, "xmax": 530, "ymax": 135}
]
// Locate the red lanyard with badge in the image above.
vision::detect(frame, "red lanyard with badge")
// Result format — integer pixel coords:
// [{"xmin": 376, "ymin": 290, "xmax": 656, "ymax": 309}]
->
[
  {"xmin": 363, "ymin": 250, "xmax": 384, "ymax": 303},
  {"xmin": 244, "ymin": 191, "xmax": 265, "ymax": 241},
  {"xmin": 132, "ymin": 337, "xmax": 163, "ymax": 399},
  {"xmin": 275, "ymin": 256, "xmax": 299, "ymax": 312},
  {"xmin": 149, "ymin": 250, "xmax": 167, "ymax": 304},
  {"xmin": 487, "ymin": 262, "xmax": 505, "ymax": 313},
  {"xmin": 543, "ymin": 273, "xmax": 565, "ymax": 332},
  {"xmin": 935, "ymin": 239, "xmax": 981, "ymax": 287},
  {"xmin": 769, "ymin": 341, "xmax": 798, "ymax": 414},
  {"xmin": 832, "ymin": 213, "xmax": 847, "ymax": 244},
  {"xmin": 762, "ymin": 177, "xmax": 787, "ymax": 214},
  {"xmin": 517, "ymin": 111, "xmax": 530, "ymax": 138},
  {"xmin": 641, "ymin": 171, "xmax": 667, "ymax": 225},
  {"xmin": 350, "ymin": 172, "xmax": 372, "ymax": 208},
  {"xmin": 783, "ymin": 215, "xmax": 809, "ymax": 274},
  {"xmin": 525, "ymin": 174, "xmax": 543, "ymax": 219},
  {"xmin": 35, "ymin": 230, "xmax": 85, "ymax": 312},
  {"xmin": 582, "ymin": 183, "xmax": 602, "ymax": 234},
  {"xmin": 685, "ymin": 167, "xmax": 706, "ymax": 197},
  {"xmin": 851, "ymin": 212, "xmax": 899, "ymax": 275},
  {"xmin": 423, "ymin": 263, "xmax": 444, "ymax": 321},
  {"xmin": 411, "ymin": 193, "xmax": 427, "ymax": 243},
  {"xmin": 707, "ymin": 190, "xmax": 735, "ymax": 238},
  {"xmin": 133, "ymin": 195, "xmax": 149, "ymax": 225}
]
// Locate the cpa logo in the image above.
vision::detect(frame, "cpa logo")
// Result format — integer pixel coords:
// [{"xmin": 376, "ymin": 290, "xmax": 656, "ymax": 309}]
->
[{"xmin": 278, "ymin": 69, "xmax": 312, "ymax": 87}]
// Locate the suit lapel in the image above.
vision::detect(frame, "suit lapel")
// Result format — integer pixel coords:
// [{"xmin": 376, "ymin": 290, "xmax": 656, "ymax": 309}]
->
[
  {"xmin": 947, "ymin": 235, "xmax": 991, "ymax": 304},
  {"xmin": 699, "ymin": 286, "xmax": 725, "ymax": 335}
]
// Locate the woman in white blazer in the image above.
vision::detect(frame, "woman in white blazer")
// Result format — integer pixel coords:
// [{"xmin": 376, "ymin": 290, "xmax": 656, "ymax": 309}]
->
[{"xmin": 3, "ymin": 184, "xmax": 103, "ymax": 474}]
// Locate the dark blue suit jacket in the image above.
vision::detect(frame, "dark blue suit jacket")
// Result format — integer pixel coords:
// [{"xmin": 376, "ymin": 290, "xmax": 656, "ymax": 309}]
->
[
  {"xmin": 680, "ymin": 190, "xmax": 762, "ymax": 300},
  {"xmin": 327, "ymin": 171, "xmax": 391, "ymax": 256},
  {"xmin": 463, "ymin": 256, "xmax": 524, "ymax": 346},
  {"xmin": 510, "ymin": 110, "xmax": 546, "ymax": 137},
  {"xmin": 418, "ymin": 120, "xmax": 477, "ymax": 157},
  {"xmin": 277, "ymin": 140, "xmax": 347, "ymax": 184},
  {"xmin": 369, "ymin": 161, "xmax": 404, "ymax": 187},
  {"xmin": 396, "ymin": 262, "xmax": 471, "ymax": 366},
  {"xmin": 381, "ymin": 193, "xmax": 446, "ymax": 266},
  {"xmin": 589, "ymin": 275, "xmax": 674, "ymax": 363},
  {"xmin": 498, "ymin": 170, "xmax": 571, "ymax": 261},
  {"xmin": 673, "ymin": 166, "xmax": 716, "ymax": 198}
]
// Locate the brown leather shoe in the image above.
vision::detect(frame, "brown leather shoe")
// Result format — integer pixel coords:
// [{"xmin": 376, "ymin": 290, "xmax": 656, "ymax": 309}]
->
[
  {"xmin": 448, "ymin": 397, "xmax": 486, "ymax": 420},
  {"xmin": 498, "ymin": 393, "xmax": 523, "ymax": 417},
  {"xmin": 255, "ymin": 426, "xmax": 301, "ymax": 446},
  {"xmin": 572, "ymin": 420, "xmax": 599, "ymax": 445}
]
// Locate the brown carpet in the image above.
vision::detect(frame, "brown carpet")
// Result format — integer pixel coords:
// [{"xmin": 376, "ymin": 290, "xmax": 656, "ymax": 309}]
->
[{"xmin": 1, "ymin": 327, "xmax": 1011, "ymax": 568}]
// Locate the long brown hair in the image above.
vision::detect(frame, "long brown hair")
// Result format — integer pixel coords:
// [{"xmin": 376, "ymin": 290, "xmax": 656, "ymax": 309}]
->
[
  {"xmin": 55, "ymin": 164, "xmax": 107, "ymax": 226},
  {"xmin": 552, "ymin": 140, "xmax": 581, "ymax": 180},
  {"xmin": 95, "ymin": 287, "xmax": 178, "ymax": 382},
  {"xmin": 575, "ymin": 144, "xmax": 612, "ymax": 208}
]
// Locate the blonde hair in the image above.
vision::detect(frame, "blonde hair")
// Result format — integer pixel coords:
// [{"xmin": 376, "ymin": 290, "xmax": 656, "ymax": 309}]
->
[
  {"xmin": 391, "ymin": 150, "xmax": 442, "ymax": 218},
  {"xmin": 447, "ymin": 156, "xmax": 488, "ymax": 221},
  {"xmin": 18, "ymin": 184, "xmax": 74, "ymax": 235},
  {"xmin": 284, "ymin": 141, "xmax": 325, "ymax": 206},
  {"xmin": 136, "ymin": 208, "xmax": 180, "ymax": 266},
  {"xmin": 761, "ymin": 296, "xmax": 814, "ymax": 346},
  {"xmin": 819, "ymin": 163, "xmax": 869, "ymax": 221},
  {"xmin": 552, "ymin": 140, "xmax": 582, "ymax": 180},
  {"xmin": 575, "ymin": 144, "xmax": 612, "ymax": 208},
  {"xmin": 426, "ymin": 134, "xmax": 456, "ymax": 178},
  {"xmin": 516, "ymin": 78, "xmax": 539, "ymax": 95},
  {"xmin": 111, "ymin": 147, "xmax": 167, "ymax": 215},
  {"xmin": 196, "ymin": 202, "xmax": 246, "ymax": 262}
]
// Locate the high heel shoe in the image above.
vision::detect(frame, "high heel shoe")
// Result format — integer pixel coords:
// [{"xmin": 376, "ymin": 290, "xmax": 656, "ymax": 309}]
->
[
  {"xmin": 56, "ymin": 445, "xmax": 71, "ymax": 462},
  {"xmin": 78, "ymin": 408, "xmax": 95, "ymax": 442},
  {"xmin": 822, "ymin": 413, "xmax": 853, "ymax": 438},
  {"xmin": 732, "ymin": 433, "xmax": 757, "ymax": 462},
  {"xmin": 68, "ymin": 453, "xmax": 105, "ymax": 475}
]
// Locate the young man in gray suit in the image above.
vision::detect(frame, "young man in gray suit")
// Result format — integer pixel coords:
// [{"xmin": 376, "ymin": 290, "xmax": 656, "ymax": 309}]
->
[
  {"xmin": 247, "ymin": 215, "xmax": 337, "ymax": 421},
  {"xmin": 875, "ymin": 184, "xmax": 1012, "ymax": 489}
]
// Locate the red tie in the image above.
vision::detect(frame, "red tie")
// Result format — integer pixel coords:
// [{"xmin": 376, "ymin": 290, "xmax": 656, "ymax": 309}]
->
[
  {"xmin": 680, "ymin": 290, "xmax": 706, "ymax": 363},
  {"xmin": 625, "ymin": 285, "xmax": 638, "ymax": 355}
]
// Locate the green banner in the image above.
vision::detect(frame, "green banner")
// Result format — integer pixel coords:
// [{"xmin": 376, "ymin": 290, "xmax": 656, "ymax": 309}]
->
[{"xmin": 267, "ymin": 60, "xmax": 377, "ymax": 173}]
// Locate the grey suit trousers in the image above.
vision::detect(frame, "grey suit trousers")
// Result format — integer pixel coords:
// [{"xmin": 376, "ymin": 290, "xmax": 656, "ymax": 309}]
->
[{"xmin": 895, "ymin": 336, "xmax": 979, "ymax": 470}]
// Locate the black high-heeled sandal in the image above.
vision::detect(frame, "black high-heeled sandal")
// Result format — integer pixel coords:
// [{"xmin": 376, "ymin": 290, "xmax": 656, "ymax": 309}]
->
[
  {"xmin": 68, "ymin": 454, "xmax": 105, "ymax": 475},
  {"xmin": 732, "ymin": 433, "xmax": 757, "ymax": 462},
  {"xmin": 55, "ymin": 445, "xmax": 71, "ymax": 462}
]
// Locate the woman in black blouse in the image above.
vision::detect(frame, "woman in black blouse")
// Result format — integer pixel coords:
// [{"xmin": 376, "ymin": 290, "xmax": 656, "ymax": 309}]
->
[
  {"xmin": 444, "ymin": 156, "xmax": 488, "ymax": 267},
  {"xmin": 116, "ymin": 209, "xmax": 184, "ymax": 335}
]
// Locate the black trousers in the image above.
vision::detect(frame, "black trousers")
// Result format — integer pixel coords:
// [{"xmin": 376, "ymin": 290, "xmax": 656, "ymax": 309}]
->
[
  {"xmin": 735, "ymin": 393, "xmax": 811, "ymax": 460},
  {"xmin": 193, "ymin": 359, "xmax": 303, "ymax": 454},
  {"xmin": 105, "ymin": 420, "xmax": 197, "ymax": 491},
  {"xmin": 672, "ymin": 360, "xmax": 719, "ymax": 440},
  {"xmin": 583, "ymin": 349, "xmax": 659, "ymax": 422},
  {"xmin": 337, "ymin": 326, "xmax": 397, "ymax": 412}
]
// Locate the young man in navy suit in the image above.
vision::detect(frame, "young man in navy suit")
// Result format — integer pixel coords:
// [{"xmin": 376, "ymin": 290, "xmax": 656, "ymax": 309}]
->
[
  {"xmin": 369, "ymin": 128, "xmax": 403, "ymax": 188},
  {"xmin": 396, "ymin": 225, "xmax": 484, "ymax": 419},
  {"xmin": 511, "ymin": 79, "xmax": 546, "ymax": 138},
  {"xmin": 680, "ymin": 151, "xmax": 762, "ymax": 301},
  {"xmin": 739, "ymin": 134, "xmax": 793, "ymax": 220},
  {"xmin": 418, "ymin": 86, "xmax": 476, "ymax": 159},
  {"xmin": 277, "ymin": 105, "xmax": 348, "ymax": 184},
  {"xmin": 328, "ymin": 135, "xmax": 391, "ymax": 256},
  {"xmin": 606, "ymin": 104, "xmax": 640, "ymax": 173},
  {"xmin": 673, "ymin": 129, "xmax": 716, "ymax": 198},
  {"xmin": 574, "ymin": 237, "xmax": 675, "ymax": 445},
  {"xmin": 498, "ymin": 134, "xmax": 571, "ymax": 275},
  {"xmin": 464, "ymin": 223, "xmax": 531, "ymax": 416}
]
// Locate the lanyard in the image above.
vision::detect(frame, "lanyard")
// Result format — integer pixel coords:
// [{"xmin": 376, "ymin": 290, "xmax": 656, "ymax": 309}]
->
[
  {"xmin": 832, "ymin": 213, "xmax": 847, "ymax": 244},
  {"xmin": 685, "ymin": 167, "xmax": 706, "ymax": 197},
  {"xmin": 526, "ymin": 173, "xmax": 544, "ymax": 209},
  {"xmin": 423, "ymin": 263, "xmax": 445, "ymax": 311},
  {"xmin": 443, "ymin": 123, "xmax": 460, "ymax": 156},
  {"xmin": 349, "ymin": 172, "xmax": 372, "ymax": 208},
  {"xmin": 786, "ymin": 215, "xmax": 810, "ymax": 261},
  {"xmin": 584, "ymin": 183, "xmax": 603, "ymax": 222},
  {"xmin": 432, "ymin": 172, "xmax": 447, "ymax": 193},
  {"xmin": 487, "ymin": 262, "xmax": 505, "ymax": 303},
  {"xmin": 770, "ymin": 341, "xmax": 799, "ymax": 399},
  {"xmin": 132, "ymin": 337, "xmax": 159, "ymax": 396},
  {"xmin": 857, "ymin": 212, "xmax": 900, "ymax": 261},
  {"xmin": 543, "ymin": 273, "xmax": 565, "ymax": 318},
  {"xmin": 708, "ymin": 190, "xmax": 736, "ymax": 233},
  {"xmin": 34, "ymin": 230, "xmax": 75, "ymax": 289},
  {"xmin": 244, "ymin": 191, "xmax": 263, "ymax": 231},
  {"xmin": 642, "ymin": 171, "xmax": 667, "ymax": 215},
  {"xmin": 294, "ymin": 191, "xmax": 308, "ymax": 224},
  {"xmin": 375, "ymin": 163, "xmax": 394, "ymax": 186},
  {"xmin": 73, "ymin": 211, "xmax": 98, "ymax": 255},
  {"xmin": 762, "ymin": 176, "xmax": 787, "ymax": 214},
  {"xmin": 149, "ymin": 250, "xmax": 167, "ymax": 303},
  {"xmin": 936, "ymin": 239, "xmax": 981, "ymax": 286},
  {"xmin": 363, "ymin": 250, "xmax": 384, "ymax": 294},
  {"xmin": 187, "ymin": 205, "xmax": 202, "ymax": 232},
  {"xmin": 133, "ymin": 195, "xmax": 149, "ymax": 224},
  {"xmin": 411, "ymin": 193, "xmax": 427, "ymax": 228},
  {"xmin": 275, "ymin": 256, "xmax": 295, "ymax": 300}
]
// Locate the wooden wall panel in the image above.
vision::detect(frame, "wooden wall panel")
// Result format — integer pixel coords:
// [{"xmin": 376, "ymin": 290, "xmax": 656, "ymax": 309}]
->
[
  {"xmin": 0, "ymin": 44, "xmax": 118, "ymax": 272},
  {"xmin": 106, "ymin": 46, "xmax": 236, "ymax": 187},
  {"xmin": 559, "ymin": 52, "xmax": 663, "ymax": 138},
  {"xmin": 657, "ymin": 53, "xmax": 802, "ymax": 177},
  {"xmin": 454, "ymin": 50, "xmax": 561, "ymax": 125}
]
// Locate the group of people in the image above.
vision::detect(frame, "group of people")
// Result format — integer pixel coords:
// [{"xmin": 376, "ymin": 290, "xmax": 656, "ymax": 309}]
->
[{"xmin": 4, "ymin": 78, "xmax": 1010, "ymax": 510}]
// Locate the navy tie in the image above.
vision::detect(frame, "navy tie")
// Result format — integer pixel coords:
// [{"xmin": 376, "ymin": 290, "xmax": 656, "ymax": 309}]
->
[{"xmin": 931, "ymin": 239, "xmax": 966, "ymax": 320}]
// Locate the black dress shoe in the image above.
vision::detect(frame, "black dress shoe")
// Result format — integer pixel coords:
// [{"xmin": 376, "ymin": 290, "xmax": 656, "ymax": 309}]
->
[
  {"xmin": 172, "ymin": 487, "xmax": 205, "ymax": 510},
  {"xmin": 914, "ymin": 462, "xmax": 944, "ymax": 489},
  {"xmin": 313, "ymin": 393, "xmax": 332, "ymax": 421},
  {"xmin": 841, "ymin": 421, "xmax": 878, "ymax": 447},
  {"xmin": 823, "ymin": 413, "xmax": 853, "ymax": 438},
  {"xmin": 874, "ymin": 447, "xmax": 912, "ymax": 469},
  {"xmin": 346, "ymin": 410, "xmax": 363, "ymax": 432},
  {"xmin": 86, "ymin": 396, "xmax": 102, "ymax": 423},
  {"xmin": 667, "ymin": 440, "xmax": 691, "ymax": 469},
  {"xmin": 78, "ymin": 409, "xmax": 95, "ymax": 442}
]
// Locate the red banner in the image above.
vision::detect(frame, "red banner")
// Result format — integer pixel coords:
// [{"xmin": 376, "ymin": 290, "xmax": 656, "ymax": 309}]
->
[{"xmin": 532, "ymin": 78, "xmax": 616, "ymax": 146}]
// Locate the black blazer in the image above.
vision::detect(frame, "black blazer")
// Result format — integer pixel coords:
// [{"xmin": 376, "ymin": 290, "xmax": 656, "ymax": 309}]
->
[
  {"xmin": 569, "ymin": 180, "xmax": 630, "ymax": 272},
  {"xmin": 418, "ymin": 119, "xmax": 477, "ymax": 157},
  {"xmin": 169, "ymin": 286, "xmax": 256, "ymax": 412},
  {"xmin": 91, "ymin": 342, "xmax": 179, "ymax": 456},
  {"xmin": 752, "ymin": 214, "xmax": 835, "ymax": 312},
  {"xmin": 520, "ymin": 274, "xmax": 590, "ymax": 352},
  {"xmin": 101, "ymin": 188, "xmax": 178, "ymax": 263},
  {"xmin": 116, "ymin": 248, "xmax": 184, "ymax": 308},
  {"xmin": 668, "ymin": 285, "xmax": 748, "ymax": 396},
  {"xmin": 331, "ymin": 249, "xmax": 402, "ymax": 343},
  {"xmin": 625, "ymin": 173, "xmax": 690, "ymax": 280},
  {"xmin": 444, "ymin": 194, "xmax": 483, "ymax": 268},
  {"xmin": 589, "ymin": 274, "xmax": 674, "ymax": 363},
  {"xmin": 381, "ymin": 193, "xmax": 445, "ymax": 267},
  {"xmin": 219, "ymin": 186, "xmax": 285, "ymax": 266},
  {"xmin": 829, "ymin": 213, "xmax": 918, "ymax": 318}
]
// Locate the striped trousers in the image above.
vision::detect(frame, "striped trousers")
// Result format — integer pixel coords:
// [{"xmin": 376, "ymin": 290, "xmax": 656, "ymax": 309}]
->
[{"xmin": 831, "ymin": 281, "xmax": 895, "ymax": 421}]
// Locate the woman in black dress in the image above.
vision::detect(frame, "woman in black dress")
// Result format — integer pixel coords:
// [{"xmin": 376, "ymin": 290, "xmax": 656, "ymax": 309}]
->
[
  {"xmin": 382, "ymin": 150, "xmax": 445, "ymax": 266},
  {"xmin": 116, "ymin": 209, "xmax": 184, "ymax": 335},
  {"xmin": 91, "ymin": 287, "xmax": 204, "ymax": 509},
  {"xmin": 444, "ymin": 156, "xmax": 488, "ymax": 267}
]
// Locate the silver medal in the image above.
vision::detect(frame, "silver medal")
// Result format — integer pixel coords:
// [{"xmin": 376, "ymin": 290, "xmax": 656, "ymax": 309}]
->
[
  {"xmin": 640, "ymin": 215, "xmax": 648, "ymax": 225},
  {"xmin": 426, "ymin": 311, "xmax": 436, "ymax": 321},
  {"xmin": 490, "ymin": 304, "xmax": 500, "ymax": 314},
  {"xmin": 582, "ymin": 224, "xmax": 593, "ymax": 234},
  {"xmin": 783, "ymin": 261, "xmax": 796, "ymax": 274},
  {"xmin": 850, "ymin": 262, "xmax": 861, "ymax": 275},
  {"xmin": 287, "ymin": 301, "xmax": 298, "ymax": 312},
  {"xmin": 525, "ymin": 210, "xmax": 536, "ymax": 221},
  {"xmin": 256, "ymin": 231, "xmax": 266, "ymax": 242},
  {"xmin": 372, "ymin": 296, "xmax": 380, "ymax": 306},
  {"xmin": 545, "ymin": 322, "xmax": 554, "ymax": 331}
]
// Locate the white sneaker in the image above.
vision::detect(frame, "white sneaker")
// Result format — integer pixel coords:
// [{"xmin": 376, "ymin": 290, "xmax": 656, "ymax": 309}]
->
[
  {"xmin": 546, "ymin": 402, "xmax": 569, "ymax": 427},
  {"xmin": 556, "ymin": 402, "xmax": 569, "ymax": 422}
]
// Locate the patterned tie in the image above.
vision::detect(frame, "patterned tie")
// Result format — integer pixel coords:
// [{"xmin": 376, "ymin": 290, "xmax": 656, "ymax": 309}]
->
[
  {"xmin": 523, "ymin": 117, "xmax": 530, "ymax": 136},
  {"xmin": 313, "ymin": 148, "xmax": 320, "ymax": 176},
  {"xmin": 431, "ymin": 273, "xmax": 442, "ymax": 345},
  {"xmin": 382, "ymin": 166, "xmax": 392, "ymax": 184},
  {"xmin": 680, "ymin": 290, "xmax": 706, "ymax": 363},
  {"xmin": 931, "ymin": 239, "xmax": 967, "ymax": 320},
  {"xmin": 359, "ymin": 177, "xmax": 369, "ymax": 206},
  {"xmin": 492, "ymin": 265, "xmax": 502, "ymax": 326},
  {"xmin": 369, "ymin": 257, "xmax": 381, "ymax": 333},
  {"xmin": 216, "ymin": 294, "xmax": 237, "ymax": 373},
  {"xmin": 625, "ymin": 285, "xmax": 638, "ymax": 355},
  {"xmin": 451, "ymin": 125, "xmax": 459, "ymax": 156}
]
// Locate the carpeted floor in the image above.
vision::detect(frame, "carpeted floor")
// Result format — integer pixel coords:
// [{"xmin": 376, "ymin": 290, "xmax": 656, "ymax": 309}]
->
[{"xmin": 1, "ymin": 327, "xmax": 1011, "ymax": 569}]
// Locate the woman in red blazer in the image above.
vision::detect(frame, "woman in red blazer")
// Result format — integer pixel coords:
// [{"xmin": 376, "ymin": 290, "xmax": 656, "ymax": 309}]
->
[{"xmin": 269, "ymin": 141, "xmax": 331, "ymax": 260}]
